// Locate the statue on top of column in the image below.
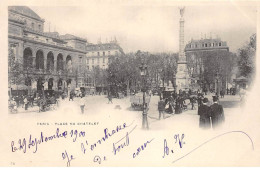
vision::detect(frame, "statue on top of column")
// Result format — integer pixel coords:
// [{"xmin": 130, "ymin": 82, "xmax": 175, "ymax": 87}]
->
[{"xmin": 179, "ymin": 7, "xmax": 185, "ymax": 18}]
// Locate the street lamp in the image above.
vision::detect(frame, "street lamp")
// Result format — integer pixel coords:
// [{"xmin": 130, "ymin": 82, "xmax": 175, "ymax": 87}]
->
[{"xmin": 139, "ymin": 61, "xmax": 148, "ymax": 130}]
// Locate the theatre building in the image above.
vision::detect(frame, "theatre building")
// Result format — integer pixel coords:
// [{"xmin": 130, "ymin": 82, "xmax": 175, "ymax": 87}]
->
[{"xmin": 8, "ymin": 6, "xmax": 87, "ymax": 96}]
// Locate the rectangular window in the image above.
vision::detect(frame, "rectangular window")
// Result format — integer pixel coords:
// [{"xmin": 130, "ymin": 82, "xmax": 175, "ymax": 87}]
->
[
  {"xmin": 92, "ymin": 66, "xmax": 94, "ymax": 70},
  {"xmin": 202, "ymin": 44, "xmax": 204, "ymax": 47},
  {"xmin": 87, "ymin": 59, "xmax": 89, "ymax": 64},
  {"xmin": 87, "ymin": 66, "xmax": 89, "ymax": 70},
  {"xmin": 79, "ymin": 57, "xmax": 83, "ymax": 63},
  {"xmin": 97, "ymin": 52, "xmax": 100, "ymax": 56},
  {"xmin": 103, "ymin": 51, "xmax": 105, "ymax": 56},
  {"xmin": 92, "ymin": 59, "xmax": 94, "ymax": 64},
  {"xmin": 219, "ymin": 42, "xmax": 221, "ymax": 46},
  {"xmin": 103, "ymin": 58, "xmax": 105, "ymax": 63},
  {"xmin": 108, "ymin": 51, "xmax": 110, "ymax": 55},
  {"xmin": 98, "ymin": 58, "xmax": 100, "ymax": 63}
]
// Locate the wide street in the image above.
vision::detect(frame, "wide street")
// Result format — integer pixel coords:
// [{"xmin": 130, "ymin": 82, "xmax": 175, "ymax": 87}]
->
[{"xmin": 9, "ymin": 93, "xmax": 243, "ymax": 131}]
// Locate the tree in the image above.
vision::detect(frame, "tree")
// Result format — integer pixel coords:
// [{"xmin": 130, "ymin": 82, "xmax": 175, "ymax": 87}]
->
[
  {"xmin": 237, "ymin": 33, "xmax": 256, "ymax": 81},
  {"xmin": 8, "ymin": 46, "xmax": 23, "ymax": 93},
  {"xmin": 186, "ymin": 49, "xmax": 235, "ymax": 91}
]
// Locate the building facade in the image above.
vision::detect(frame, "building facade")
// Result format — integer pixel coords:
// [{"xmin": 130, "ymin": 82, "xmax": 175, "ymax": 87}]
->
[
  {"xmin": 8, "ymin": 6, "xmax": 87, "ymax": 95},
  {"xmin": 84, "ymin": 40, "xmax": 125, "ymax": 88},
  {"xmin": 86, "ymin": 40, "xmax": 124, "ymax": 70},
  {"xmin": 185, "ymin": 38, "xmax": 229, "ymax": 53},
  {"xmin": 8, "ymin": 6, "xmax": 125, "ymax": 95},
  {"xmin": 185, "ymin": 37, "xmax": 230, "ymax": 92}
]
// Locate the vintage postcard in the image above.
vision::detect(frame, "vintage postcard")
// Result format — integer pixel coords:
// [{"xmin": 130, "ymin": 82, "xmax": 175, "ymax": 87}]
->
[{"xmin": 0, "ymin": 0, "xmax": 259, "ymax": 167}]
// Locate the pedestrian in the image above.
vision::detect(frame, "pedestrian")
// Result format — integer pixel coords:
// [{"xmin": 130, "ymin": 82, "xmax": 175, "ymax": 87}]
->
[
  {"xmin": 108, "ymin": 93, "xmax": 113, "ymax": 104},
  {"xmin": 24, "ymin": 96, "xmax": 28, "ymax": 110},
  {"xmin": 190, "ymin": 96, "xmax": 195, "ymax": 110},
  {"xmin": 69, "ymin": 92, "xmax": 74, "ymax": 101},
  {"xmin": 158, "ymin": 98, "xmax": 165, "ymax": 120},
  {"xmin": 198, "ymin": 98, "xmax": 211, "ymax": 129},
  {"xmin": 210, "ymin": 96, "xmax": 225, "ymax": 129},
  {"xmin": 21, "ymin": 95, "xmax": 24, "ymax": 108},
  {"xmin": 79, "ymin": 95, "xmax": 86, "ymax": 114},
  {"xmin": 226, "ymin": 88, "xmax": 229, "ymax": 95},
  {"xmin": 175, "ymin": 96, "xmax": 182, "ymax": 114},
  {"xmin": 11, "ymin": 98, "xmax": 17, "ymax": 113},
  {"xmin": 220, "ymin": 90, "xmax": 225, "ymax": 98},
  {"xmin": 197, "ymin": 94, "xmax": 203, "ymax": 107}
]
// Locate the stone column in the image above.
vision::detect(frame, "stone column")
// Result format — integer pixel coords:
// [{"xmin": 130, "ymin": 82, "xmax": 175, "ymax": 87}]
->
[
  {"xmin": 54, "ymin": 60, "xmax": 57, "ymax": 73},
  {"xmin": 44, "ymin": 55, "xmax": 48, "ymax": 71},
  {"xmin": 32, "ymin": 57, "xmax": 36, "ymax": 68}
]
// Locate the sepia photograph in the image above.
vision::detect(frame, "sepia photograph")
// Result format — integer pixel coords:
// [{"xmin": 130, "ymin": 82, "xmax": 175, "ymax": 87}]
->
[{"xmin": 0, "ymin": 0, "xmax": 259, "ymax": 167}]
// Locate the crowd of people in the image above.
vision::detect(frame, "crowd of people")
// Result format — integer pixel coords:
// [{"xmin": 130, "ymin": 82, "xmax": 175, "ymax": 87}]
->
[
  {"xmin": 157, "ymin": 88, "xmax": 225, "ymax": 129},
  {"xmin": 9, "ymin": 91, "xmax": 64, "ymax": 113}
]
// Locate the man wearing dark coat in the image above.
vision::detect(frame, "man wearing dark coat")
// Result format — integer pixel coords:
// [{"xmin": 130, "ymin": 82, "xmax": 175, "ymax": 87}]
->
[
  {"xmin": 158, "ymin": 98, "xmax": 165, "ymax": 119},
  {"xmin": 198, "ymin": 98, "xmax": 211, "ymax": 129},
  {"xmin": 210, "ymin": 96, "xmax": 225, "ymax": 129}
]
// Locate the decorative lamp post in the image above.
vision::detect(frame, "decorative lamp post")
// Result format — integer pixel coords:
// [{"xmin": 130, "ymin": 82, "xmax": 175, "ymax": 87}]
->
[{"xmin": 139, "ymin": 61, "xmax": 148, "ymax": 130}]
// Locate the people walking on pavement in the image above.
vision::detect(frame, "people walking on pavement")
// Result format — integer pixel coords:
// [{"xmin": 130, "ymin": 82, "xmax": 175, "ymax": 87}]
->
[
  {"xmin": 220, "ymin": 90, "xmax": 225, "ymax": 98},
  {"xmin": 190, "ymin": 96, "xmax": 196, "ymax": 110},
  {"xmin": 175, "ymin": 96, "xmax": 182, "ymax": 114},
  {"xmin": 10, "ymin": 98, "xmax": 17, "ymax": 113},
  {"xmin": 24, "ymin": 96, "xmax": 29, "ymax": 110},
  {"xmin": 79, "ymin": 95, "xmax": 86, "ymax": 114},
  {"xmin": 69, "ymin": 92, "xmax": 74, "ymax": 101},
  {"xmin": 210, "ymin": 96, "xmax": 225, "ymax": 129},
  {"xmin": 108, "ymin": 93, "xmax": 113, "ymax": 104},
  {"xmin": 198, "ymin": 98, "xmax": 211, "ymax": 129},
  {"xmin": 158, "ymin": 98, "xmax": 165, "ymax": 120}
]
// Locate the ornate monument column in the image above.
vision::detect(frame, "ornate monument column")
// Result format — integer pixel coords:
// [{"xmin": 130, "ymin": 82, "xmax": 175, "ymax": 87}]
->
[{"xmin": 176, "ymin": 7, "xmax": 190, "ymax": 92}]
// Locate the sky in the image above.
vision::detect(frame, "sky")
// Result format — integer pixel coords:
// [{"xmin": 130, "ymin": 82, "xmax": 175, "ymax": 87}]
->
[{"xmin": 30, "ymin": 1, "xmax": 257, "ymax": 53}]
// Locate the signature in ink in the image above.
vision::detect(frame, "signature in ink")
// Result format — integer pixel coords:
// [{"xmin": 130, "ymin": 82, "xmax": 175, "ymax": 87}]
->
[
  {"xmin": 93, "ymin": 155, "xmax": 107, "ymax": 164},
  {"xmin": 112, "ymin": 125, "xmax": 137, "ymax": 155},
  {"xmin": 62, "ymin": 150, "xmax": 75, "ymax": 167},
  {"xmin": 112, "ymin": 132, "xmax": 130, "ymax": 155},
  {"xmin": 133, "ymin": 138, "xmax": 154, "ymax": 158},
  {"xmin": 90, "ymin": 121, "xmax": 135, "ymax": 151},
  {"xmin": 163, "ymin": 133, "xmax": 185, "ymax": 158}
]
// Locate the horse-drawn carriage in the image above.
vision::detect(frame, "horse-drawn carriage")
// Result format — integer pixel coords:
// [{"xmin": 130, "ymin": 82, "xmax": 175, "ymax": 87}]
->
[
  {"xmin": 130, "ymin": 93, "xmax": 151, "ymax": 110},
  {"xmin": 38, "ymin": 96, "xmax": 57, "ymax": 112}
]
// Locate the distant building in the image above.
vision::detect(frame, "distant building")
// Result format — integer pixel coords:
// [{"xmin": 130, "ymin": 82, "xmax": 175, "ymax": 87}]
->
[
  {"xmin": 86, "ymin": 40, "xmax": 124, "ymax": 70},
  {"xmin": 184, "ymin": 37, "xmax": 230, "ymax": 92},
  {"xmin": 185, "ymin": 38, "xmax": 229, "ymax": 53}
]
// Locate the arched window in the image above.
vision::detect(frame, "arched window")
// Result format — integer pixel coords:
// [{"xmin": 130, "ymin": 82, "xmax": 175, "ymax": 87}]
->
[
  {"xmin": 23, "ymin": 48, "xmax": 33, "ymax": 70},
  {"xmin": 57, "ymin": 54, "xmax": 64, "ymax": 71},
  {"xmin": 47, "ymin": 52, "xmax": 54, "ymax": 71},
  {"xmin": 66, "ymin": 55, "xmax": 72, "ymax": 72},
  {"xmin": 36, "ymin": 50, "xmax": 44, "ymax": 70}
]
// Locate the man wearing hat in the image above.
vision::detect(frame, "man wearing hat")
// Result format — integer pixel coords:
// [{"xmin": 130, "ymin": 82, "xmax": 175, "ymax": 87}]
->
[
  {"xmin": 210, "ymin": 96, "xmax": 225, "ymax": 129},
  {"xmin": 198, "ymin": 98, "xmax": 211, "ymax": 129}
]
